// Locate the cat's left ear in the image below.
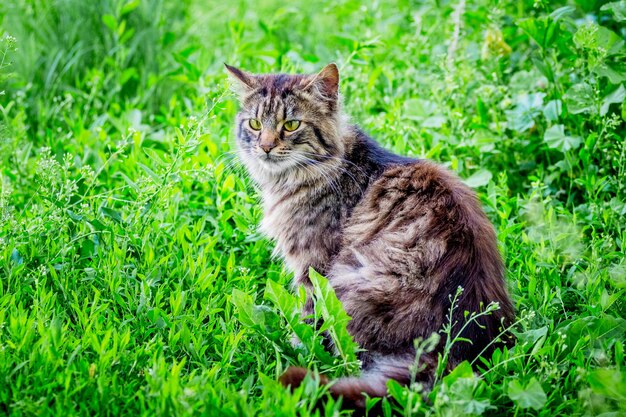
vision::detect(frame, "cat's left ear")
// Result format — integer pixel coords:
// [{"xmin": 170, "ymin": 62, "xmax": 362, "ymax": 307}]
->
[
  {"xmin": 224, "ymin": 64, "xmax": 257, "ymax": 95},
  {"xmin": 303, "ymin": 63, "xmax": 339, "ymax": 100}
]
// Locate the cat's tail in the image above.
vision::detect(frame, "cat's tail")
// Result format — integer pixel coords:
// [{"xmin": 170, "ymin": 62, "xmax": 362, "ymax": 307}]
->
[
  {"xmin": 279, "ymin": 366, "xmax": 387, "ymax": 410},
  {"xmin": 279, "ymin": 354, "xmax": 436, "ymax": 412}
]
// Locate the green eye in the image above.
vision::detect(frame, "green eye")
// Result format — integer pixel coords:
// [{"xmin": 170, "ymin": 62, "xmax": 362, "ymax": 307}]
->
[
  {"xmin": 249, "ymin": 119, "xmax": 262, "ymax": 130},
  {"xmin": 283, "ymin": 120, "xmax": 301, "ymax": 132}
]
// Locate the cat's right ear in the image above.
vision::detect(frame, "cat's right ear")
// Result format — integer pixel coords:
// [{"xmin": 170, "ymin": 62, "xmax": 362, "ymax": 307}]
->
[
  {"xmin": 224, "ymin": 64, "xmax": 257, "ymax": 96},
  {"xmin": 302, "ymin": 63, "xmax": 339, "ymax": 100}
]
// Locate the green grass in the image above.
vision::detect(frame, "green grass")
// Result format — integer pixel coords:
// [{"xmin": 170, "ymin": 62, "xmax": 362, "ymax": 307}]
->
[{"xmin": 1, "ymin": 0, "xmax": 625, "ymax": 415}]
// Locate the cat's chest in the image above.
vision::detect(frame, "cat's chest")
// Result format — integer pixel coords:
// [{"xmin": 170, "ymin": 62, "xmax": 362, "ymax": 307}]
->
[{"xmin": 260, "ymin": 188, "xmax": 343, "ymax": 275}]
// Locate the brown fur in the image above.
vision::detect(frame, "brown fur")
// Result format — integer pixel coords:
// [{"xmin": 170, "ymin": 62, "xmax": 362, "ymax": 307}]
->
[{"xmin": 226, "ymin": 63, "xmax": 515, "ymax": 411}]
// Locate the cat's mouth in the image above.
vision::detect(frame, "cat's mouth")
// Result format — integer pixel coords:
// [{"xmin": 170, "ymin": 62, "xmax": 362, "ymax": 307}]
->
[
  {"xmin": 253, "ymin": 152, "xmax": 303, "ymax": 175},
  {"xmin": 254, "ymin": 153, "xmax": 289, "ymax": 169},
  {"xmin": 259, "ymin": 154, "xmax": 283, "ymax": 164}
]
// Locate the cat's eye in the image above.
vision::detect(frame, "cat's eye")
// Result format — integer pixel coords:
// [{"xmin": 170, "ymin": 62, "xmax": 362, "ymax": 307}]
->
[
  {"xmin": 283, "ymin": 120, "xmax": 301, "ymax": 132},
  {"xmin": 249, "ymin": 119, "xmax": 262, "ymax": 130}
]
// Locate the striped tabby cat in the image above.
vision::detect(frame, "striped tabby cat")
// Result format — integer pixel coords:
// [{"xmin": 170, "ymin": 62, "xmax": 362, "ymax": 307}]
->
[{"xmin": 226, "ymin": 63, "xmax": 514, "ymax": 410}]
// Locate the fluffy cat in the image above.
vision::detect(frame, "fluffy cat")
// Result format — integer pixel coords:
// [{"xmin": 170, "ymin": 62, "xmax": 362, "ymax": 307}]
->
[{"xmin": 225, "ymin": 63, "xmax": 514, "ymax": 410}]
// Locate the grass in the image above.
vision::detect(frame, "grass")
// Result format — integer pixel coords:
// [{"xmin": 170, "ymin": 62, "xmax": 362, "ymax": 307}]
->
[{"xmin": 0, "ymin": 0, "xmax": 625, "ymax": 415}]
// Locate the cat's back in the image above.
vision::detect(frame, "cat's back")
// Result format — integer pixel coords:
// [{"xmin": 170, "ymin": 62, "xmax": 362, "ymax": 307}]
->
[
  {"xmin": 342, "ymin": 159, "xmax": 487, "ymax": 248},
  {"xmin": 331, "ymin": 158, "xmax": 513, "ymax": 358}
]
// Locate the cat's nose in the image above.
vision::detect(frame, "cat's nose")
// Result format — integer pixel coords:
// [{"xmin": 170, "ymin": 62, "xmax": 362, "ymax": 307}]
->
[{"xmin": 259, "ymin": 141, "xmax": 277, "ymax": 154}]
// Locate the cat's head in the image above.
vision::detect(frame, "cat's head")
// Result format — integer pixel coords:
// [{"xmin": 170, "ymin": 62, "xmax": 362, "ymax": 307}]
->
[{"xmin": 226, "ymin": 64, "xmax": 346, "ymax": 183}]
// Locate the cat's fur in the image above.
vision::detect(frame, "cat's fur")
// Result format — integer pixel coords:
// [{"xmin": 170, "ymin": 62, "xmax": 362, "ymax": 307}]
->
[{"xmin": 226, "ymin": 63, "xmax": 515, "ymax": 409}]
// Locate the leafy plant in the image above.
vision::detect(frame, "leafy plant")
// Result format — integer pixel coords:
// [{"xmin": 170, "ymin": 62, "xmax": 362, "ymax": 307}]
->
[{"xmin": 0, "ymin": 0, "xmax": 624, "ymax": 415}]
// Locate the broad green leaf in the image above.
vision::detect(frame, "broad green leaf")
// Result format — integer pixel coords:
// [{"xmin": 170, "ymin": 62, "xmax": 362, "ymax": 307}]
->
[
  {"xmin": 601, "ymin": 84, "xmax": 626, "ymax": 116},
  {"xmin": 450, "ymin": 378, "xmax": 492, "ymax": 416},
  {"xmin": 66, "ymin": 209, "xmax": 84, "ymax": 222},
  {"xmin": 143, "ymin": 148, "xmax": 167, "ymax": 167},
  {"xmin": 595, "ymin": 62, "xmax": 626, "ymax": 84},
  {"xmin": 385, "ymin": 379, "xmax": 424, "ymax": 413},
  {"xmin": 574, "ymin": 23, "xmax": 625, "ymax": 56},
  {"xmin": 463, "ymin": 169, "xmax": 492, "ymax": 188},
  {"xmin": 404, "ymin": 98, "xmax": 443, "ymax": 127},
  {"xmin": 507, "ymin": 378, "xmax": 547, "ymax": 410},
  {"xmin": 231, "ymin": 289, "xmax": 263, "ymax": 328},
  {"xmin": 544, "ymin": 125, "xmax": 581, "ymax": 152},
  {"xmin": 422, "ymin": 115, "xmax": 446, "ymax": 128},
  {"xmin": 559, "ymin": 315, "xmax": 626, "ymax": 353},
  {"xmin": 385, "ymin": 379, "xmax": 408, "ymax": 406},
  {"xmin": 138, "ymin": 163, "xmax": 162, "ymax": 183},
  {"xmin": 120, "ymin": 0, "xmax": 141, "ymax": 15},
  {"xmin": 442, "ymin": 361, "xmax": 474, "ymax": 386},
  {"xmin": 543, "ymin": 99, "xmax": 562, "ymax": 121},
  {"xmin": 518, "ymin": 17, "xmax": 553, "ymax": 49},
  {"xmin": 587, "ymin": 369, "xmax": 626, "ymax": 403},
  {"xmin": 550, "ymin": 6, "xmax": 576, "ymax": 21},
  {"xmin": 505, "ymin": 93, "xmax": 545, "ymax": 132},
  {"xmin": 436, "ymin": 363, "xmax": 493, "ymax": 416},
  {"xmin": 601, "ymin": 1, "xmax": 626, "ymax": 22},
  {"xmin": 264, "ymin": 279, "xmax": 297, "ymax": 320},
  {"xmin": 230, "ymin": 289, "xmax": 285, "ymax": 349},
  {"xmin": 531, "ymin": 57, "xmax": 554, "ymax": 82},
  {"xmin": 512, "ymin": 326, "xmax": 548, "ymax": 351},
  {"xmin": 309, "ymin": 268, "xmax": 360, "ymax": 371},
  {"xmin": 10, "ymin": 248, "xmax": 24, "ymax": 265},
  {"xmin": 102, "ymin": 14, "xmax": 117, "ymax": 32},
  {"xmin": 573, "ymin": 23, "xmax": 626, "ymax": 83},
  {"xmin": 80, "ymin": 236, "xmax": 98, "ymax": 258},
  {"xmin": 509, "ymin": 70, "xmax": 540, "ymax": 91},
  {"xmin": 264, "ymin": 279, "xmax": 335, "ymax": 366},
  {"xmin": 87, "ymin": 218, "xmax": 107, "ymax": 232},
  {"xmin": 564, "ymin": 83, "xmax": 596, "ymax": 115},
  {"xmin": 120, "ymin": 67, "xmax": 138, "ymax": 85},
  {"xmin": 100, "ymin": 206, "xmax": 124, "ymax": 224}
]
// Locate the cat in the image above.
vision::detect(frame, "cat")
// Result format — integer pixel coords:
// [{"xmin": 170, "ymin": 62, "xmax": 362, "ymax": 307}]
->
[{"xmin": 225, "ymin": 62, "xmax": 515, "ymax": 410}]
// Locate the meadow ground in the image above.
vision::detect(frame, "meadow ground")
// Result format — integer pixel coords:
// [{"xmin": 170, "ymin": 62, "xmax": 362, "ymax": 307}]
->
[{"xmin": 1, "ymin": 0, "xmax": 625, "ymax": 416}]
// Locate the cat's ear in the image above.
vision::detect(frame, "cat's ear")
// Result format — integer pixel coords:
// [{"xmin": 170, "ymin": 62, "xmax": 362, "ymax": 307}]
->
[
  {"xmin": 224, "ymin": 64, "xmax": 257, "ymax": 95},
  {"xmin": 303, "ymin": 63, "xmax": 339, "ymax": 100}
]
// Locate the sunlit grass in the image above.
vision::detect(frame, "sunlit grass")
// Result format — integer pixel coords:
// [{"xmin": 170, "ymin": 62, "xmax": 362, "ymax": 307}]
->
[{"xmin": 0, "ymin": 0, "xmax": 624, "ymax": 415}]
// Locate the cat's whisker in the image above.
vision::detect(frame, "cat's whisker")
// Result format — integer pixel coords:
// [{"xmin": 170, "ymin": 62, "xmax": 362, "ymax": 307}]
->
[
  {"xmin": 296, "ymin": 151, "xmax": 370, "ymax": 177},
  {"xmin": 291, "ymin": 150, "xmax": 367, "ymax": 179},
  {"xmin": 220, "ymin": 157, "xmax": 249, "ymax": 177},
  {"xmin": 213, "ymin": 151, "xmax": 241, "ymax": 169},
  {"xmin": 288, "ymin": 154, "xmax": 343, "ymax": 195},
  {"xmin": 289, "ymin": 157, "xmax": 341, "ymax": 195},
  {"xmin": 291, "ymin": 153, "xmax": 364, "ymax": 193}
]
